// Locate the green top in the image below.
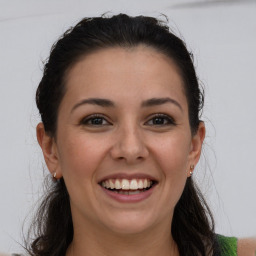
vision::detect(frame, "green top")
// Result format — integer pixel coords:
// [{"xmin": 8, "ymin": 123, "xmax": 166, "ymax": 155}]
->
[{"xmin": 217, "ymin": 234, "xmax": 238, "ymax": 256}]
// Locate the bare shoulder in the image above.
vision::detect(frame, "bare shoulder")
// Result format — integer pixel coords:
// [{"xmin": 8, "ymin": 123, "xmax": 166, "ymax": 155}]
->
[{"xmin": 237, "ymin": 237, "xmax": 256, "ymax": 256}]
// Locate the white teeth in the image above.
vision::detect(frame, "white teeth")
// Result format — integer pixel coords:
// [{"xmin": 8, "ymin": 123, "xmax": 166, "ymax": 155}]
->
[
  {"xmin": 105, "ymin": 180, "xmax": 110, "ymax": 188},
  {"xmin": 109, "ymin": 179, "xmax": 115, "ymax": 189},
  {"xmin": 121, "ymin": 179, "xmax": 130, "ymax": 189},
  {"xmin": 130, "ymin": 179, "xmax": 138, "ymax": 190},
  {"xmin": 115, "ymin": 180, "xmax": 121, "ymax": 189},
  {"xmin": 101, "ymin": 178, "xmax": 153, "ymax": 190},
  {"xmin": 138, "ymin": 180, "xmax": 144, "ymax": 189}
]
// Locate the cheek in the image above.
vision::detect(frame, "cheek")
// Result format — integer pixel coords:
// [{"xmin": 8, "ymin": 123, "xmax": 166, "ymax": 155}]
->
[
  {"xmin": 145, "ymin": 133, "xmax": 191, "ymax": 219},
  {"xmin": 151, "ymin": 133, "xmax": 191, "ymax": 174},
  {"xmin": 151, "ymin": 133, "xmax": 191, "ymax": 198},
  {"xmin": 56, "ymin": 135, "xmax": 106, "ymax": 210},
  {"xmin": 57, "ymin": 133, "xmax": 106, "ymax": 180}
]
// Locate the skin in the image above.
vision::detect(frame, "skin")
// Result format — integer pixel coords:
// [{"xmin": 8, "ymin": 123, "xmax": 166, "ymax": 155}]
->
[
  {"xmin": 37, "ymin": 46, "xmax": 206, "ymax": 256},
  {"xmin": 237, "ymin": 238, "xmax": 256, "ymax": 256}
]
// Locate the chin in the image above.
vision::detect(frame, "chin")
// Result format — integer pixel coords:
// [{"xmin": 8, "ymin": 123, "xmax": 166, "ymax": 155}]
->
[
  {"xmin": 99, "ymin": 211, "xmax": 161, "ymax": 235},
  {"xmin": 106, "ymin": 223, "xmax": 152, "ymax": 235}
]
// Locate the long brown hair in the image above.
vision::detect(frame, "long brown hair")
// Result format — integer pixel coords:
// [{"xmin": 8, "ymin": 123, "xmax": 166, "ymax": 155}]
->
[{"xmin": 27, "ymin": 14, "xmax": 218, "ymax": 256}]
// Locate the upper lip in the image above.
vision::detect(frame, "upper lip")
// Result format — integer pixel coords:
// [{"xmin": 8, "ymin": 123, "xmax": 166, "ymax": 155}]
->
[{"xmin": 98, "ymin": 173, "xmax": 158, "ymax": 183}]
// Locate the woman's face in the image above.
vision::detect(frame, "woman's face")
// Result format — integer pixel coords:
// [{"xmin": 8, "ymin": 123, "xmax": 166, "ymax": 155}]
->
[{"xmin": 39, "ymin": 46, "xmax": 205, "ymax": 235}]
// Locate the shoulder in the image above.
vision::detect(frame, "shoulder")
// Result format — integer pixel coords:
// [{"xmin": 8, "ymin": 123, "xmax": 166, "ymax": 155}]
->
[
  {"xmin": 237, "ymin": 237, "xmax": 256, "ymax": 256},
  {"xmin": 217, "ymin": 234, "xmax": 238, "ymax": 256},
  {"xmin": 216, "ymin": 235, "xmax": 256, "ymax": 256}
]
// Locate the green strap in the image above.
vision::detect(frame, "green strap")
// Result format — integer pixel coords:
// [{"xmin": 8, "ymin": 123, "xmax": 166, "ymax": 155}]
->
[{"xmin": 217, "ymin": 234, "xmax": 238, "ymax": 256}]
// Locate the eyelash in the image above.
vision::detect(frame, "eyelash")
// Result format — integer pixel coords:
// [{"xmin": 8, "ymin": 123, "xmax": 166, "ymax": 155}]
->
[
  {"xmin": 79, "ymin": 113, "xmax": 176, "ymax": 127},
  {"xmin": 80, "ymin": 114, "xmax": 111, "ymax": 126},
  {"xmin": 145, "ymin": 114, "xmax": 176, "ymax": 126}
]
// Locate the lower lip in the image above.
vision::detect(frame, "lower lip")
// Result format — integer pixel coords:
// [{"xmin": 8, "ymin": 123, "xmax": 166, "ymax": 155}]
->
[{"xmin": 100, "ymin": 185, "xmax": 156, "ymax": 203}]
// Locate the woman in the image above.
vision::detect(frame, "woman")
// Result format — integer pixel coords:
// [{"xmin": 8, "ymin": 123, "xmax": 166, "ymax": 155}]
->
[{"xmin": 26, "ymin": 14, "xmax": 255, "ymax": 256}]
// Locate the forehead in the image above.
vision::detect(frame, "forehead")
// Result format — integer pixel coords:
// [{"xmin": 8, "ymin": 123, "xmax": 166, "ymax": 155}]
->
[{"xmin": 64, "ymin": 46, "xmax": 187, "ymax": 108}]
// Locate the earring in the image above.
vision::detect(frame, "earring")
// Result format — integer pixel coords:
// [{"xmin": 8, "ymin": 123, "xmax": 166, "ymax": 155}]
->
[
  {"xmin": 189, "ymin": 165, "xmax": 194, "ymax": 176},
  {"xmin": 53, "ymin": 172, "xmax": 57, "ymax": 178}
]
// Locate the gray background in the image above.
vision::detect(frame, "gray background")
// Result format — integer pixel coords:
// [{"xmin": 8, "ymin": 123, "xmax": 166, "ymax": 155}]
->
[{"xmin": 0, "ymin": 0, "xmax": 256, "ymax": 254}]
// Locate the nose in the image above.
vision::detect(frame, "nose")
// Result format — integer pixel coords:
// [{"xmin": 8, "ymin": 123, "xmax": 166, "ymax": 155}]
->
[{"xmin": 110, "ymin": 124, "xmax": 149, "ymax": 164}]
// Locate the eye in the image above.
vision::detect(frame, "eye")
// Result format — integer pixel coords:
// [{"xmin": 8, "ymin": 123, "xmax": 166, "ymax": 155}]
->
[
  {"xmin": 80, "ymin": 114, "xmax": 111, "ymax": 126},
  {"xmin": 145, "ymin": 114, "xmax": 175, "ymax": 126}
]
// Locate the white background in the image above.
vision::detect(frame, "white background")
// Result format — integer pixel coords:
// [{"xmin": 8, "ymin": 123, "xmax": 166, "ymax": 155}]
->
[{"xmin": 0, "ymin": 0, "xmax": 256, "ymax": 254}]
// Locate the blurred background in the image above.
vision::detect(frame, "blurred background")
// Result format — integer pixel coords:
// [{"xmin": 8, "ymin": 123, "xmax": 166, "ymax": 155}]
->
[{"xmin": 0, "ymin": 0, "xmax": 256, "ymax": 254}]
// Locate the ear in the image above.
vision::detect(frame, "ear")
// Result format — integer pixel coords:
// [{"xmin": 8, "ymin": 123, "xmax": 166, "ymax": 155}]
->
[
  {"xmin": 187, "ymin": 121, "xmax": 205, "ymax": 176},
  {"xmin": 36, "ymin": 123, "xmax": 62, "ymax": 179}
]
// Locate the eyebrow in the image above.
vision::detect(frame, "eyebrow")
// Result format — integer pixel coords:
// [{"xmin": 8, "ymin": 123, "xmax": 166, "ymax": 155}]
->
[
  {"xmin": 71, "ymin": 98, "xmax": 115, "ymax": 113},
  {"xmin": 71, "ymin": 97, "xmax": 183, "ymax": 113},
  {"xmin": 141, "ymin": 97, "xmax": 183, "ymax": 111}
]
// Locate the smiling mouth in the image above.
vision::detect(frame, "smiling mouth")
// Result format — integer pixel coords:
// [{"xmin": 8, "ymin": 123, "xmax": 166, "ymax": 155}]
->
[{"xmin": 100, "ymin": 178, "xmax": 157, "ymax": 195}]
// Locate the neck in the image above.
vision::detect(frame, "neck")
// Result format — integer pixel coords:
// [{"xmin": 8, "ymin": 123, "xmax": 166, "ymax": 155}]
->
[{"xmin": 66, "ymin": 218, "xmax": 179, "ymax": 256}]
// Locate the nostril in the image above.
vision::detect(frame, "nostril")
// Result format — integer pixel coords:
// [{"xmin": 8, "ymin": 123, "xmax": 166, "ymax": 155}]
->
[{"xmin": 109, "ymin": 135, "xmax": 149, "ymax": 163}]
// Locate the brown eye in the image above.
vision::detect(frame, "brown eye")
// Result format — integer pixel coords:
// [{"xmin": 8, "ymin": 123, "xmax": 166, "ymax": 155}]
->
[
  {"xmin": 146, "ymin": 114, "xmax": 175, "ymax": 126},
  {"xmin": 89, "ymin": 117, "xmax": 105, "ymax": 125},
  {"xmin": 80, "ymin": 114, "xmax": 110, "ymax": 126}
]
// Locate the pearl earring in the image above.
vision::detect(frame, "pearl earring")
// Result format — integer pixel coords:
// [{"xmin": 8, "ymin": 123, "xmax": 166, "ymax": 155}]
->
[{"xmin": 189, "ymin": 165, "xmax": 194, "ymax": 176}]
